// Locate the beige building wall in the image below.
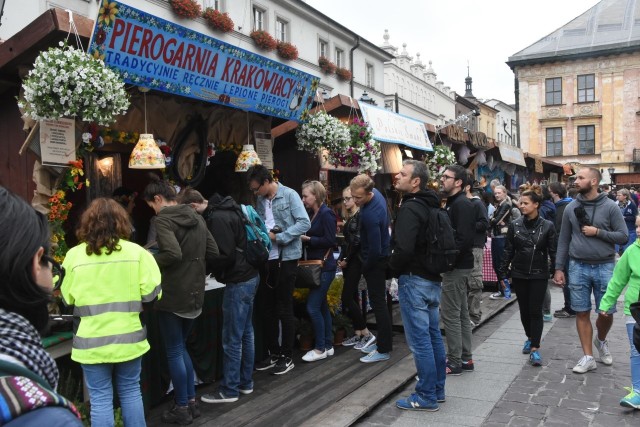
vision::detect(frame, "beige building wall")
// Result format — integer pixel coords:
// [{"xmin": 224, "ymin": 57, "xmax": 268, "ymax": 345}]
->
[
  {"xmin": 515, "ymin": 52, "xmax": 640, "ymax": 174},
  {"xmin": 477, "ymin": 104, "xmax": 497, "ymax": 141}
]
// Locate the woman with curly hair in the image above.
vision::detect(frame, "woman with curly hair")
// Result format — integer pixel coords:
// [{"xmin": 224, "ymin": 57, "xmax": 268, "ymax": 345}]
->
[
  {"xmin": 498, "ymin": 185, "xmax": 557, "ymax": 367},
  {"xmin": 61, "ymin": 198, "xmax": 162, "ymax": 427}
]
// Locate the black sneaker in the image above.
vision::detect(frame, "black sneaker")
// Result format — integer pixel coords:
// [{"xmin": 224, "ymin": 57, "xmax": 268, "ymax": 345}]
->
[
  {"xmin": 255, "ymin": 354, "xmax": 279, "ymax": 371},
  {"xmin": 445, "ymin": 362, "xmax": 462, "ymax": 376},
  {"xmin": 188, "ymin": 400, "xmax": 200, "ymax": 419},
  {"xmin": 461, "ymin": 359, "xmax": 474, "ymax": 372},
  {"xmin": 161, "ymin": 404, "xmax": 193, "ymax": 425},
  {"xmin": 272, "ymin": 356, "xmax": 294, "ymax": 375}
]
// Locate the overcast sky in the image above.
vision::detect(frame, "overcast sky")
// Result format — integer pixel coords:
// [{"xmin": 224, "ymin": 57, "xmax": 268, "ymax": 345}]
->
[{"xmin": 306, "ymin": 0, "xmax": 601, "ymax": 104}]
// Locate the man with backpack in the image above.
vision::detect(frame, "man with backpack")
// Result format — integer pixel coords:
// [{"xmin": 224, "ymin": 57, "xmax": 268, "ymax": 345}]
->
[
  {"xmin": 195, "ymin": 193, "xmax": 266, "ymax": 403},
  {"xmin": 389, "ymin": 160, "xmax": 447, "ymax": 412},
  {"xmin": 440, "ymin": 165, "xmax": 477, "ymax": 376}
]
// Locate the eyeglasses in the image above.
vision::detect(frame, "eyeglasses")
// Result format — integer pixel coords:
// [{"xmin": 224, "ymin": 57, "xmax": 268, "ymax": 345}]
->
[
  {"xmin": 43, "ymin": 255, "xmax": 65, "ymax": 290},
  {"xmin": 249, "ymin": 182, "xmax": 264, "ymax": 193},
  {"xmin": 441, "ymin": 175, "xmax": 456, "ymax": 181}
]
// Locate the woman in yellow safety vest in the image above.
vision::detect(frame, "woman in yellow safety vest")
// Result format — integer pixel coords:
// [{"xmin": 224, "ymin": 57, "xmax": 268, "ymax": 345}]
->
[{"xmin": 61, "ymin": 198, "xmax": 162, "ymax": 427}]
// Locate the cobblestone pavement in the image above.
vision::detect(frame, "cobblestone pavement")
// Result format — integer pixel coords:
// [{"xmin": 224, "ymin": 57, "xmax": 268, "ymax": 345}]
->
[{"xmin": 356, "ymin": 286, "xmax": 639, "ymax": 426}]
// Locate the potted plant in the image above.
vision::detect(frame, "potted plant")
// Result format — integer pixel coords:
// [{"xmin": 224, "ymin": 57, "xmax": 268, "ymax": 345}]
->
[
  {"xmin": 250, "ymin": 30, "xmax": 278, "ymax": 51},
  {"xmin": 276, "ymin": 41, "xmax": 299, "ymax": 60},
  {"xmin": 169, "ymin": 0, "xmax": 202, "ymax": 19},
  {"xmin": 336, "ymin": 67, "xmax": 352, "ymax": 82},
  {"xmin": 295, "ymin": 317, "xmax": 314, "ymax": 351},
  {"xmin": 202, "ymin": 8, "xmax": 234, "ymax": 33},
  {"xmin": 332, "ymin": 313, "xmax": 353, "ymax": 346},
  {"xmin": 295, "ymin": 111, "xmax": 350, "ymax": 157},
  {"xmin": 318, "ymin": 56, "xmax": 336, "ymax": 74}
]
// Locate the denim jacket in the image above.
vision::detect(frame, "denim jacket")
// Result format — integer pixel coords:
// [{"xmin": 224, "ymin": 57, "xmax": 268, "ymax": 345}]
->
[{"xmin": 256, "ymin": 183, "xmax": 311, "ymax": 261}]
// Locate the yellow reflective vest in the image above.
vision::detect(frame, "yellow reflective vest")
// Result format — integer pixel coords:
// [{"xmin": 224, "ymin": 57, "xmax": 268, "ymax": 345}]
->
[{"xmin": 61, "ymin": 240, "xmax": 162, "ymax": 364}]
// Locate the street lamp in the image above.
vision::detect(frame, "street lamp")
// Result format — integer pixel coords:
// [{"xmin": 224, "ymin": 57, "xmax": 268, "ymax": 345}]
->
[
  {"xmin": 359, "ymin": 91, "xmax": 376, "ymax": 106},
  {"xmin": 607, "ymin": 167, "xmax": 615, "ymax": 185}
]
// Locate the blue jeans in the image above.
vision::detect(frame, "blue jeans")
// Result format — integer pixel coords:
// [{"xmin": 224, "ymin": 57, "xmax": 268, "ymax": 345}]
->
[
  {"xmin": 568, "ymin": 259, "xmax": 616, "ymax": 313},
  {"xmin": 622, "ymin": 231, "xmax": 638, "ymax": 253},
  {"xmin": 220, "ymin": 275, "xmax": 259, "ymax": 397},
  {"xmin": 398, "ymin": 274, "xmax": 446, "ymax": 404},
  {"xmin": 307, "ymin": 270, "xmax": 336, "ymax": 351},
  {"xmin": 627, "ymin": 322, "xmax": 640, "ymax": 393},
  {"xmin": 81, "ymin": 357, "xmax": 145, "ymax": 427},
  {"xmin": 157, "ymin": 311, "xmax": 195, "ymax": 406}
]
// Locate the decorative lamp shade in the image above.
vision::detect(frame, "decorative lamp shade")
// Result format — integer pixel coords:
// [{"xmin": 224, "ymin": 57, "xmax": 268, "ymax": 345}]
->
[
  {"xmin": 235, "ymin": 144, "xmax": 262, "ymax": 172},
  {"xmin": 129, "ymin": 134, "xmax": 165, "ymax": 169}
]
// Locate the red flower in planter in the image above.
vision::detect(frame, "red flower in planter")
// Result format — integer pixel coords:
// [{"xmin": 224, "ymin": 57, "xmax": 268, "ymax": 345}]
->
[
  {"xmin": 276, "ymin": 41, "xmax": 299, "ymax": 60},
  {"xmin": 170, "ymin": 0, "xmax": 202, "ymax": 19},
  {"xmin": 202, "ymin": 8, "xmax": 235, "ymax": 33},
  {"xmin": 318, "ymin": 56, "xmax": 336, "ymax": 74},
  {"xmin": 250, "ymin": 30, "xmax": 277, "ymax": 51},
  {"xmin": 336, "ymin": 67, "xmax": 352, "ymax": 82}
]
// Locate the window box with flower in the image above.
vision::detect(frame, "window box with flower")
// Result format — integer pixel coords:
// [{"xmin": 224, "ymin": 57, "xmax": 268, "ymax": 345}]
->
[
  {"xmin": 170, "ymin": 0, "xmax": 202, "ymax": 19},
  {"xmin": 250, "ymin": 30, "xmax": 278, "ymax": 51},
  {"xmin": 336, "ymin": 67, "xmax": 352, "ymax": 82},
  {"xmin": 318, "ymin": 56, "xmax": 336, "ymax": 74},
  {"xmin": 202, "ymin": 8, "xmax": 234, "ymax": 33},
  {"xmin": 276, "ymin": 41, "xmax": 299, "ymax": 60}
]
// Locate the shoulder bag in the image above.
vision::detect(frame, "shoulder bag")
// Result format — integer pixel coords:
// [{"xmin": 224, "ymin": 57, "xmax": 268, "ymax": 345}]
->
[{"xmin": 295, "ymin": 247, "xmax": 332, "ymax": 289}]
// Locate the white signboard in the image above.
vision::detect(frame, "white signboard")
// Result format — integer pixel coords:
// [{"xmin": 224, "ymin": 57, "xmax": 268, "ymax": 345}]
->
[
  {"xmin": 40, "ymin": 118, "xmax": 76, "ymax": 167},
  {"xmin": 254, "ymin": 132, "xmax": 274, "ymax": 170},
  {"xmin": 359, "ymin": 103, "xmax": 433, "ymax": 151},
  {"xmin": 497, "ymin": 143, "xmax": 527, "ymax": 167}
]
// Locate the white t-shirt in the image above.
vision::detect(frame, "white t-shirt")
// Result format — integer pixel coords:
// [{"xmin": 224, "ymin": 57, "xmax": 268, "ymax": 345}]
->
[{"xmin": 263, "ymin": 198, "xmax": 280, "ymax": 260}]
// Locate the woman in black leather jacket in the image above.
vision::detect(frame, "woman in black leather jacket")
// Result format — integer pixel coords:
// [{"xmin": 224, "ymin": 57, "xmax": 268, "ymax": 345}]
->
[
  {"xmin": 498, "ymin": 185, "xmax": 556, "ymax": 368},
  {"xmin": 489, "ymin": 185, "xmax": 514, "ymax": 299}
]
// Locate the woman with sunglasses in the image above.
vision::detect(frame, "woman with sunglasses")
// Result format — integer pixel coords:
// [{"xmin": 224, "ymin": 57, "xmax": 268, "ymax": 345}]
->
[
  {"xmin": 0, "ymin": 186, "xmax": 82, "ymax": 426},
  {"xmin": 61, "ymin": 198, "xmax": 162, "ymax": 427}
]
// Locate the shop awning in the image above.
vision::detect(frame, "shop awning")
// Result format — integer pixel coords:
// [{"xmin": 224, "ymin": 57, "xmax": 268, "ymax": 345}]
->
[
  {"xmin": 497, "ymin": 143, "xmax": 526, "ymax": 167},
  {"xmin": 359, "ymin": 103, "xmax": 433, "ymax": 152}
]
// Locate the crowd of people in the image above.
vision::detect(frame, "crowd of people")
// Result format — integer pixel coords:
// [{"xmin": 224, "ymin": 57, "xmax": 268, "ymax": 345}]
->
[{"xmin": 1, "ymin": 161, "xmax": 640, "ymax": 425}]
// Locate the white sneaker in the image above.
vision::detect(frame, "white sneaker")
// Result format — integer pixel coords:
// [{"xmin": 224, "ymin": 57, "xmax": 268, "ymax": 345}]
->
[
  {"xmin": 489, "ymin": 292, "xmax": 505, "ymax": 300},
  {"xmin": 326, "ymin": 347, "xmax": 335, "ymax": 356},
  {"xmin": 302, "ymin": 349, "xmax": 326, "ymax": 362},
  {"xmin": 572, "ymin": 355, "xmax": 597, "ymax": 374},
  {"xmin": 593, "ymin": 336, "xmax": 613, "ymax": 365}
]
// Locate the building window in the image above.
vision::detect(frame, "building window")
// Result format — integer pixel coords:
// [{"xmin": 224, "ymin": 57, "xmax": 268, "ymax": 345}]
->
[
  {"xmin": 365, "ymin": 63, "xmax": 374, "ymax": 88},
  {"xmin": 335, "ymin": 48, "xmax": 344, "ymax": 68},
  {"xmin": 545, "ymin": 77, "xmax": 562, "ymax": 105},
  {"xmin": 577, "ymin": 74, "xmax": 595, "ymax": 103},
  {"xmin": 319, "ymin": 39, "xmax": 328, "ymax": 58},
  {"xmin": 253, "ymin": 7, "xmax": 265, "ymax": 31},
  {"xmin": 203, "ymin": 0, "xmax": 221, "ymax": 9},
  {"xmin": 546, "ymin": 127, "xmax": 562, "ymax": 156},
  {"xmin": 275, "ymin": 18, "xmax": 287, "ymax": 42},
  {"xmin": 577, "ymin": 125, "xmax": 595, "ymax": 155}
]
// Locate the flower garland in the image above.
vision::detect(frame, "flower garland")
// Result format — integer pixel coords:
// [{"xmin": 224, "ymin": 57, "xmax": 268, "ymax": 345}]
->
[
  {"xmin": 295, "ymin": 111, "xmax": 350, "ymax": 157},
  {"xmin": 426, "ymin": 144, "xmax": 457, "ymax": 180},
  {"xmin": 18, "ymin": 42, "xmax": 130, "ymax": 126},
  {"xmin": 202, "ymin": 8, "xmax": 234, "ymax": 32},
  {"xmin": 48, "ymin": 159, "xmax": 89, "ymax": 263}
]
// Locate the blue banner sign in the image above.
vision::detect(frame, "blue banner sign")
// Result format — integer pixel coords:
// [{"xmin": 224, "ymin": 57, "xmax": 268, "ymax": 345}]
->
[{"xmin": 89, "ymin": 1, "xmax": 320, "ymax": 122}]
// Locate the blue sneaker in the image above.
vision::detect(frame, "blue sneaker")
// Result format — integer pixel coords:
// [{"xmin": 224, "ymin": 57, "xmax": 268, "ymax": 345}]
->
[
  {"xmin": 529, "ymin": 350, "xmax": 542, "ymax": 366},
  {"xmin": 522, "ymin": 340, "xmax": 532, "ymax": 354},
  {"xmin": 620, "ymin": 387, "xmax": 640, "ymax": 409},
  {"xmin": 359, "ymin": 350, "xmax": 390, "ymax": 363},
  {"xmin": 360, "ymin": 343, "xmax": 377, "ymax": 354},
  {"xmin": 396, "ymin": 393, "xmax": 439, "ymax": 411}
]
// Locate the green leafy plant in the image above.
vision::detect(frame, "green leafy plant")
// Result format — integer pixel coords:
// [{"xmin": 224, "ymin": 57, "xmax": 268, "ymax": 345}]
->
[
  {"xmin": 295, "ymin": 111, "xmax": 350, "ymax": 157},
  {"xmin": 332, "ymin": 312, "xmax": 354, "ymax": 336}
]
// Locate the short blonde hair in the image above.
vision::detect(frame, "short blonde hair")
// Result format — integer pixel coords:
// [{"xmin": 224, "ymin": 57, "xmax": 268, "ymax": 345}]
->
[
  {"xmin": 302, "ymin": 180, "xmax": 327, "ymax": 207},
  {"xmin": 350, "ymin": 174, "xmax": 374, "ymax": 192}
]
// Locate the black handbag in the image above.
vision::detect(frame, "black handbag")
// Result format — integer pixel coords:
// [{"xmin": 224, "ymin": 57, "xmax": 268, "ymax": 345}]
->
[{"xmin": 295, "ymin": 248, "xmax": 331, "ymax": 289}]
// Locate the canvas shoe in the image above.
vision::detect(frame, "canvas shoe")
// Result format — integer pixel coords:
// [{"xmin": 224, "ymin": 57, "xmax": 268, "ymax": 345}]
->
[
  {"xmin": 461, "ymin": 359, "xmax": 475, "ymax": 372},
  {"xmin": 529, "ymin": 350, "xmax": 542, "ymax": 367},
  {"xmin": 360, "ymin": 344, "xmax": 377, "ymax": 354},
  {"xmin": 238, "ymin": 387, "xmax": 253, "ymax": 395},
  {"xmin": 593, "ymin": 336, "xmax": 613, "ymax": 365},
  {"xmin": 201, "ymin": 390, "xmax": 239, "ymax": 404},
  {"xmin": 543, "ymin": 313, "xmax": 553, "ymax": 322},
  {"xmin": 445, "ymin": 362, "xmax": 462, "ymax": 376},
  {"xmin": 620, "ymin": 387, "xmax": 640, "ymax": 409},
  {"xmin": 360, "ymin": 350, "xmax": 390, "ymax": 363},
  {"xmin": 489, "ymin": 292, "xmax": 505, "ymax": 300},
  {"xmin": 395, "ymin": 393, "xmax": 439, "ymax": 411},
  {"xmin": 342, "ymin": 335, "xmax": 361, "ymax": 346},
  {"xmin": 326, "ymin": 347, "xmax": 335, "ymax": 356},
  {"xmin": 354, "ymin": 333, "xmax": 376, "ymax": 351},
  {"xmin": 554, "ymin": 309, "xmax": 575, "ymax": 318},
  {"xmin": 255, "ymin": 354, "xmax": 279, "ymax": 371},
  {"xmin": 572, "ymin": 355, "xmax": 597, "ymax": 373},
  {"xmin": 272, "ymin": 356, "xmax": 294, "ymax": 375},
  {"xmin": 522, "ymin": 339, "xmax": 532, "ymax": 354},
  {"xmin": 302, "ymin": 349, "xmax": 327, "ymax": 362}
]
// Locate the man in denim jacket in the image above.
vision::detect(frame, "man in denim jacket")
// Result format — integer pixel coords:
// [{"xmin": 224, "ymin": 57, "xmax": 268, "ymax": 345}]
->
[{"xmin": 247, "ymin": 165, "xmax": 311, "ymax": 375}]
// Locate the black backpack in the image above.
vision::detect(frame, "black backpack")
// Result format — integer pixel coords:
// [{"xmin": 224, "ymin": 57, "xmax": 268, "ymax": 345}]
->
[{"xmin": 411, "ymin": 198, "xmax": 459, "ymax": 274}]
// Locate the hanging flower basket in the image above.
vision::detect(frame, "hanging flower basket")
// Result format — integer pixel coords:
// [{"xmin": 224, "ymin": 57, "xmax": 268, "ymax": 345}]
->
[
  {"xmin": 295, "ymin": 111, "xmax": 350, "ymax": 156},
  {"xmin": 170, "ymin": 0, "xmax": 202, "ymax": 19},
  {"xmin": 276, "ymin": 41, "xmax": 299, "ymax": 60},
  {"xmin": 250, "ymin": 30, "xmax": 278, "ymax": 51},
  {"xmin": 336, "ymin": 67, "xmax": 352, "ymax": 82},
  {"xmin": 202, "ymin": 8, "xmax": 234, "ymax": 33},
  {"xmin": 426, "ymin": 144, "xmax": 457, "ymax": 180},
  {"xmin": 318, "ymin": 56, "xmax": 336, "ymax": 74},
  {"xmin": 18, "ymin": 42, "xmax": 130, "ymax": 126},
  {"xmin": 328, "ymin": 117, "xmax": 380, "ymax": 174}
]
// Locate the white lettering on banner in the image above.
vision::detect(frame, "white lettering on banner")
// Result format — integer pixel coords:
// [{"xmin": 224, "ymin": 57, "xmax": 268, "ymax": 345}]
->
[{"xmin": 359, "ymin": 104, "xmax": 432, "ymax": 151}]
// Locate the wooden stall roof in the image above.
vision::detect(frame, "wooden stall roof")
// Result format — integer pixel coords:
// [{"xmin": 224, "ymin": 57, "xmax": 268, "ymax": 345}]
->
[
  {"xmin": 0, "ymin": 8, "xmax": 94, "ymax": 94},
  {"xmin": 524, "ymin": 152, "xmax": 564, "ymax": 169}
]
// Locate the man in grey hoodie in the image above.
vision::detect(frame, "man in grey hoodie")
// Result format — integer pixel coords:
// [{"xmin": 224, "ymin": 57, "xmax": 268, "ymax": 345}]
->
[{"xmin": 553, "ymin": 168, "xmax": 628, "ymax": 374}]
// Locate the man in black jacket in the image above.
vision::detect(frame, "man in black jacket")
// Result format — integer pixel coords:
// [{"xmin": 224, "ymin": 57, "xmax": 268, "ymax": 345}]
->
[
  {"xmin": 389, "ymin": 160, "xmax": 446, "ymax": 411},
  {"xmin": 465, "ymin": 177, "xmax": 489, "ymax": 326},
  {"xmin": 440, "ymin": 165, "xmax": 476, "ymax": 376},
  {"xmin": 200, "ymin": 194, "xmax": 260, "ymax": 404}
]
